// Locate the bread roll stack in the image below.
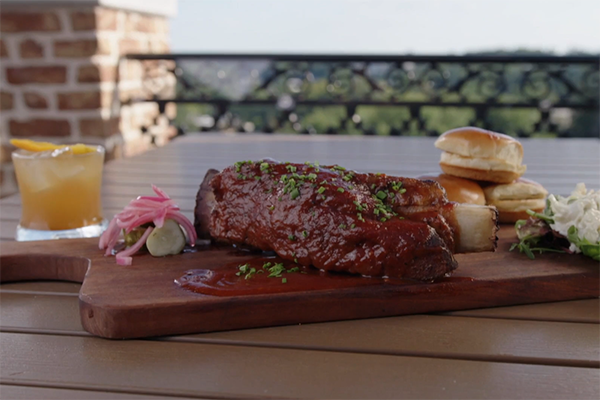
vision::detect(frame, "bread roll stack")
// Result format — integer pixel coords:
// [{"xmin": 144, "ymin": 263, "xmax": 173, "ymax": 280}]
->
[{"xmin": 425, "ymin": 127, "xmax": 548, "ymax": 223}]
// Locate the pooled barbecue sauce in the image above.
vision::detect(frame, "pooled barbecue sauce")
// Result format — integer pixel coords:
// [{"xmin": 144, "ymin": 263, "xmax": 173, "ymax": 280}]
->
[
  {"xmin": 174, "ymin": 256, "xmax": 469, "ymax": 297},
  {"xmin": 176, "ymin": 258, "xmax": 381, "ymax": 296}
]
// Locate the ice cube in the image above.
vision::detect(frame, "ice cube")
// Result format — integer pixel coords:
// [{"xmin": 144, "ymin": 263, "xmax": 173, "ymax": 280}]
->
[
  {"xmin": 19, "ymin": 162, "xmax": 56, "ymax": 193},
  {"xmin": 49, "ymin": 161, "xmax": 85, "ymax": 181}
]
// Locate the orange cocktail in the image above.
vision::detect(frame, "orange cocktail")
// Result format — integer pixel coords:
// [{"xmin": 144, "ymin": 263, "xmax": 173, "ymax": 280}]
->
[{"xmin": 12, "ymin": 145, "xmax": 106, "ymax": 238}]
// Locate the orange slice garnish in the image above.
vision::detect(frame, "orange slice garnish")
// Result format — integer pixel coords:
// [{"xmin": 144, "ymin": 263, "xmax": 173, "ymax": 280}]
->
[{"xmin": 10, "ymin": 139, "xmax": 96, "ymax": 154}]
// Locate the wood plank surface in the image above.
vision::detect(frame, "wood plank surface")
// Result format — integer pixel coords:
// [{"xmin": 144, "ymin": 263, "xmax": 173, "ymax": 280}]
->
[
  {"xmin": 1, "ymin": 136, "xmax": 597, "ymax": 237},
  {"xmin": 0, "ymin": 281, "xmax": 81, "ymax": 295},
  {"xmin": 0, "ymin": 384, "xmax": 201, "ymax": 400},
  {"xmin": 1, "ymin": 229, "xmax": 597, "ymax": 339},
  {"xmin": 448, "ymin": 299, "xmax": 600, "ymax": 323},
  {"xmin": 0, "ymin": 205, "xmax": 195, "ymax": 221},
  {"xmin": 2, "ymin": 332, "xmax": 598, "ymax": 399},
  {"xmin": 1, "ymin": 292, "xmax": 598, "ymax": 368},
  {"xmin": 1, "ymin": 134, "xmax": 598, "ymax": 399}
]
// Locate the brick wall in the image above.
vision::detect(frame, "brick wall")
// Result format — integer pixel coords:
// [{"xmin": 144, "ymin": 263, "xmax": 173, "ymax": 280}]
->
[{"xmin": 0, "ymin": 6, "xmax": 176, "ymax": 196}]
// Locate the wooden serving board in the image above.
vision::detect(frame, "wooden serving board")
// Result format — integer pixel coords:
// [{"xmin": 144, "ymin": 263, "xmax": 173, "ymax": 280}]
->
[{"xmin": 1, "ymin": 227, "xmax": 598, "ymax": 339}]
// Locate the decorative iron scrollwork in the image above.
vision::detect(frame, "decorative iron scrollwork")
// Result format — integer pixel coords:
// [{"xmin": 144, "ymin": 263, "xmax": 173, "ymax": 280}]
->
[{"xmin": 124, "ymin": 54, "xmax": 599, "ymax": 138}]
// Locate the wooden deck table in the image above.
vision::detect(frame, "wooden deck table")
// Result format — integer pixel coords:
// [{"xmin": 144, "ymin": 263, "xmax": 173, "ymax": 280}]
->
[{"xmin": 1, "ymin": 134, "xmax": 599, "ymax": 399}]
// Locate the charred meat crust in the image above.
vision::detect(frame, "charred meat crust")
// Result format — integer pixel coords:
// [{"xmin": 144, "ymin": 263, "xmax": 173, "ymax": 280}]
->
[{"xmin": 194, "ymin": 168, "xmax": 219, "ymax": 240}]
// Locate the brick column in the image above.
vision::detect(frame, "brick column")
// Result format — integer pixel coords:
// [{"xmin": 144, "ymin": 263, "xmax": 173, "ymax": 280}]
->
[{"xmin": 0, "ymin": 0, "xmax": 176, "ymax": 196}]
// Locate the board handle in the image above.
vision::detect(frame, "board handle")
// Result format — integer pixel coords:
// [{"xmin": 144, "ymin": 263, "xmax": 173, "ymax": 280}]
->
[{"xmin": 1, "ymin": 254, "xmax": 89, "ymax": 284}]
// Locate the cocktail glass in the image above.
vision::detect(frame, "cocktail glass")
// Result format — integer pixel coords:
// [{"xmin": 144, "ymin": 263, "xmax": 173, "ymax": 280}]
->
[{"xmin": 12, "ymin": 145, "xmax": 108, "ymax": 241}]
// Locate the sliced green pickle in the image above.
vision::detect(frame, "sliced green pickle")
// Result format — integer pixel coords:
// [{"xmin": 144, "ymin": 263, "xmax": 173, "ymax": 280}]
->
[{"xmin": 146, "ymin": 219, "xmax": 186, "ymax": 257}]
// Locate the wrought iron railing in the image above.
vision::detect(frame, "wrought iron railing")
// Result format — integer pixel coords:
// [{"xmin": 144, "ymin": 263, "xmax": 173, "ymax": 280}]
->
[{"xmin": 123, "ymin": 54, "xmax": 599, "ymax": 138}]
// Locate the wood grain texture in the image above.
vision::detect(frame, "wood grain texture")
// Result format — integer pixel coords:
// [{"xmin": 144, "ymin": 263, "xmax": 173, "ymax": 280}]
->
[
  {"xmin": 0, "ymin": 385, "xmax": 201, "ymax": 400},
  {"xmin": 2, "ymin": 281, "xmax": 597, "ymax": 321},
  {"xmin": 2, "ymin": 292, "xmax": 598, "ymax": 368},
  {"xmin": 0, "ymin": 205, "xmax": 194, "ymax": 222},
  {"xmin": 0, "ymin": 281, "xmax": 81, "ymax": 295},
  {"xmin": 2, "ymin": 332, "xmax": 598, "ymax": 400},
  {"xmin": 0, "ymin": 227, "xmax": 598, "ymax": 339},
  {"xmin": 447, "ymin": 299, "xmax": 600, "ymax": 323}
]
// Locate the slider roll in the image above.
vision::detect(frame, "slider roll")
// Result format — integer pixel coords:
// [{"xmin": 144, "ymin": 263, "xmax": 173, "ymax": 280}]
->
[
  {"xmin": 483, "ymin": 178, "xmax": 548, "ymax": 223},
  {"xmin": 435, "ymin": 127, "xmax": 527, "ymax": 184},
  {"xmin": 418, "ymin": 173, "xmax": 485, "ymax": 205}
]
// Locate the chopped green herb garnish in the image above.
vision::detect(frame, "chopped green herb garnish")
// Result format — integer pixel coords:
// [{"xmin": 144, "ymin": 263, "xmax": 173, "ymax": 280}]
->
[
  {"xmin": 267, "ymin": 263, "xmax": 286, "ymax": 277},
  {"xmin": 376, "ymin": 191, "xmax": 387, "ymax": 200},
  {"xmin": 391, "ymin": 181, "xmax": 403, "ymax": 192},
  {"xmin": 357, "ymin": 212, "xmax": 365, "ymax": 222},
  {"xmin": 236, "ymin": 263, "xmax": 258, "ymax": 280},
  {"xmin": 234, "ymin": 161, "xmax": 248, "ymax": 172},
  {"xmin": 302, "ymin": 230, "xmax": 308, "ymax": 238},
  {"xmin": 339, "ymin": 224, "xmax": 347, "ymax": 229},
  {"xmin": 350, "ymin": 224, "xmax": 356, "ymax": 229},
  {"xmin": 290, "ymin": 188, "xmax": 300, "ymax": 200},
  {"xmin": 353, "ymin": 201, "xmax": 366, "ymax": 211},
  {"xmin": 286, "ymin": 165, "xmax": 297, "ymax": 173},
  {"xmin": 268, "ymin": 205, "xmax": 275, "ymax": 211},
  {"xmin": 235, "ymin": 263, "xmax": 249, "ymax": 276},
  {"xmin": 317, "ymin": 186, "xmax": 326, "ymax": 194},
  {"xmin": 245, "ymin": 267, "xmax": 257, "ymax": 279},
  {"xmin": 282, "ymin": 278, "xmax": 287, "ymax": 283},
  {"xmin": 288, "ymin": 234, "xmax": 296, "ymax": 241},
  {"xmin": 337, "ymin": 187, "xmax": 345, "ymax": 193}
]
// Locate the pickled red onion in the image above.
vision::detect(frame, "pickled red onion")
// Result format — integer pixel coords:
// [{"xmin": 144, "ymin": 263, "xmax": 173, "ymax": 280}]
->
[
  {"xmin": 99, "ymin": 185, "xmax": 197, "ymax": 265},
  {"xmin": 116, "ymin": 226, "xmax": 154, "ymax": 266}
]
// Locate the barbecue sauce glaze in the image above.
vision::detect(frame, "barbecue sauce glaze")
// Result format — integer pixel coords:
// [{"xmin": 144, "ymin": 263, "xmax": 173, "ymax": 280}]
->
[{"xmin": 200, "ymin": 160, "xmax": 459, "ymax": 281}]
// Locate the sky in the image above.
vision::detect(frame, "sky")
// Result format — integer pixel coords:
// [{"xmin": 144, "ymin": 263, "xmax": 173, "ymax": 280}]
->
[{"xmin": 170, "ymin": 0, "xmax": 600, "ymax": 54}]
